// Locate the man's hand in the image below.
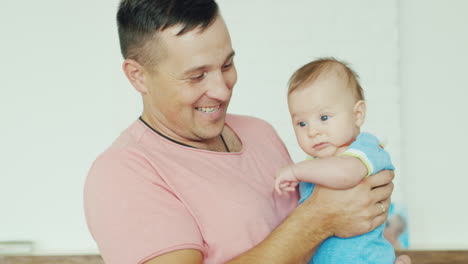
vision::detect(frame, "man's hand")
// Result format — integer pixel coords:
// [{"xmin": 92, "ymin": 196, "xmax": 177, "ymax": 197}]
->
[
  {"xmin": 275, "ymin": 165, "xmax": 299, "ymax": 195},
  {"xmin": 302, "ymin": 170, "xmax": 394, "ymax": 238}
]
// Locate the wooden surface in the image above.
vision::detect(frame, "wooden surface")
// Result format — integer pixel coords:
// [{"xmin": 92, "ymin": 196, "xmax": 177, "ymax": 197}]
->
[
  {"xmin": 1, "ymin": 251, "xmax": 468, "ymax": 263},
  {"xmin": 397, "ymin": 250, "xmax": 468, "ymax": 264}
]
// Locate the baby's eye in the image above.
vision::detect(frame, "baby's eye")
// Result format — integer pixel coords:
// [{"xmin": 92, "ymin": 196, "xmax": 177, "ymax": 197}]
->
[
  {"xmin": 298, "ymin": 121, "xmax": 307, "ymax": 127},
  {"xmin": 320, "ymin": 115, "xmax": 329, "ymax": 121}
]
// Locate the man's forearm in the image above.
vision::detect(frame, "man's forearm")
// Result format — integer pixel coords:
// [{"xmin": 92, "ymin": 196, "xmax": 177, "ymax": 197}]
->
[{"xmin": 227, "ymin": 199, "xmax": 331, "ymax": 264}]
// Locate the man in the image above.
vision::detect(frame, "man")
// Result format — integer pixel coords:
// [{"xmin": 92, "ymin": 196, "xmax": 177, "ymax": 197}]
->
[{"xmin": 84, "ymin": 1, "xmax": 411, "ymax": 263}]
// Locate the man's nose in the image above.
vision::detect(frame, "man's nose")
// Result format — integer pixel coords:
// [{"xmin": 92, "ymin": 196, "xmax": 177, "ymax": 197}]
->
[{"xmin": 205, "ymin": 72, "xmax": 231, "ymax": 101}]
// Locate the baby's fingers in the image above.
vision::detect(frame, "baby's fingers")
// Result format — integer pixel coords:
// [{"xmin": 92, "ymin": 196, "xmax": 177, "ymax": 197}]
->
[{"xmin": 274, "ymin": 180, "xmax": 281, "ymax": 194}]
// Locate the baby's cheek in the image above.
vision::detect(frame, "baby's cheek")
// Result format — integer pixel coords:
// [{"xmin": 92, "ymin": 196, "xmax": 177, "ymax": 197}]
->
[{"xmin": 334, "ymin": 146, "xmax": 348, "ymax": 156}]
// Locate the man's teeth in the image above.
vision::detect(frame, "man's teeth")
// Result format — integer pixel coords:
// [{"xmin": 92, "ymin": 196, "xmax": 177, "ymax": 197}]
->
[{"xmin": 196, "ymin": 106, "xmax": 219, "ymax": 113}]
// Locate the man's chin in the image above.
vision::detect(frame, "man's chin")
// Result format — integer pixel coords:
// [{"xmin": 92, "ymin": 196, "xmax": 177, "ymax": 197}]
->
[{"xmin": 196, "ymin": 122, "xmax": 226, "ymax": 140}]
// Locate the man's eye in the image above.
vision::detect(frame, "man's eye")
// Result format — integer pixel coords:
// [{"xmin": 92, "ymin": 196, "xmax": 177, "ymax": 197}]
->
[
  {"xmin": 298, "ymin": 121, "xmax": 307, "ymax": 127},
  {"xmin": 222, "ymin": 62, "xmax": 233, "ymax": 70},
  {"xmin": 190, "ymin": 72, "xmax": 207, "ymax": 81},
  {"xmin": 320, "ymin": 115, "xmax": 329, "ymax": 121}
]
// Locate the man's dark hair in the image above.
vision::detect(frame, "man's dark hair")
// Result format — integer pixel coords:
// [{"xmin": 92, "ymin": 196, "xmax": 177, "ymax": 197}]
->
[{"xmin": 117, "ymin": 0, "xmax": 219, "ymax": 65}]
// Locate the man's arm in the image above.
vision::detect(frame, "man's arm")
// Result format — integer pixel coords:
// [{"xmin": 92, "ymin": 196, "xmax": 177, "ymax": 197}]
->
[
  {"xmin": 144, "ymin": 249, "xmax": 412, "ymax": 264},
  {"xmin": 144, "ymin": 199, "xmax": 327, "ymax": 264},
  {"xmin": 144, "ymin": 249, "xmax": 203, "ymax": 264},
  {"xmin": 145, "ymin": 170, "xmax": 408, "ymax": 264},
  {"xmin": 226, "ymin": 196, "xmax": 331, "ymax": 264}
]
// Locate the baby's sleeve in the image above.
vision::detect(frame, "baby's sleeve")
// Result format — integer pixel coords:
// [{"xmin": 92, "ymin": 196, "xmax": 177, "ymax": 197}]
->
[{"xmin": 341, "ymin": 132, "xmax": 395, "ymax": 176}]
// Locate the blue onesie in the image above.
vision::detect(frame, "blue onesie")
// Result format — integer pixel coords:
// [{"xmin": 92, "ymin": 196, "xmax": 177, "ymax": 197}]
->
[{"xmin": 299, "ymin": 132, "xmax": 396, "ymax": 264}]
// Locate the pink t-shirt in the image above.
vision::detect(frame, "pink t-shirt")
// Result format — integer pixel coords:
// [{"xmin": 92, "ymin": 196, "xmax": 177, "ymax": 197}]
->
[{"xmin": 84, "ymin": 114, "xmax": 298, "ymax": 264}]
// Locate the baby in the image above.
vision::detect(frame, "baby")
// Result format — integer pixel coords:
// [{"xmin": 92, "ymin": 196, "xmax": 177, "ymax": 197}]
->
[{"xmin": 275, "ymin": 58, "xmax": 395, "ymax": 264}]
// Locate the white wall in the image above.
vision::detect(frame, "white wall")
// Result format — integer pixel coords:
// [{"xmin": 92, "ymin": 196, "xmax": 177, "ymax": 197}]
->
[
  {"xmin": 400, "ymin": 0, "xmax": 468, "ymax": 249},
  {"xmin": 1, "ymin": 0, "xmax": 136, "ymax": 254},
  {"xmin": 2, "ymin": 0, "xmax": 463, "ymax": 255}
]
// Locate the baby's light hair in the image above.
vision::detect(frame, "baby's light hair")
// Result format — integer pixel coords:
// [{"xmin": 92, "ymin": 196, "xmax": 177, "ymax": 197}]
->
[{"xmin": 288, "ymin": 57, "xmax": 364, "ymax": 101}]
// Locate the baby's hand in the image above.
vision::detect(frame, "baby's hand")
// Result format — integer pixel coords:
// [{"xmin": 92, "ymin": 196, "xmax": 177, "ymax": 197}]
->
[{"xmin": 275, "ymin": 166, "xmax": 299, "ymax": 195}]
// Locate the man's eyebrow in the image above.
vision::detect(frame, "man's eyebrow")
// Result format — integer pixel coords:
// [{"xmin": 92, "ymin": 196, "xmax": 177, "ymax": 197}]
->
[
  {"xmin": 182, "ymin": 65, "xmax": 208, "ymax": 76},
  {"xmin": 225, "ymin": 50, "xmax": 236, "ymax": 62},
  {"xmin": 182, "ymin": 51, "xmax": 236, "ymax": 76}
]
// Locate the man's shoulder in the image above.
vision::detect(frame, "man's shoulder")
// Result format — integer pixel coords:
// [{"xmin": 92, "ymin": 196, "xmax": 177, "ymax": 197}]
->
[
  {"xmin": 86, "ymin": 125, "xmax": 157, "ymax": 188},
  {"xmin": 226, "ymin": 113, "xmax": 275, "ymax": 131},
  {"xmin": 226, "ymin": 114, "xmax": 286, "ymax": 149},
  {"xmin": 91, "ymin": 120, "xmax": 150, "ymax": 167}
]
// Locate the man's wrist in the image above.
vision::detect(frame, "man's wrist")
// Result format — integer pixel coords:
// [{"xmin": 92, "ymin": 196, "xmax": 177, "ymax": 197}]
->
[{"xmin": 296, "ymin": 194, "xmax": 335, "ymax": 239}]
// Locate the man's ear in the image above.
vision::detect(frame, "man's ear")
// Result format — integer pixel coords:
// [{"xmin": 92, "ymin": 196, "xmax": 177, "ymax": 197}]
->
[
  {"xmin": 354, "ymin": 100, "xmax": 367, "ymax": 127},
  {"xmin": 122, "ymin": 59, "xmax": 148, "ymax": 95}
]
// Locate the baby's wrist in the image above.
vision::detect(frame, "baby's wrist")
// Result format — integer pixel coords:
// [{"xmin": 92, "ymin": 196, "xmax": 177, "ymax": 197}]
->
[{"xmin": 288, "ymin": 165, "xmax": 298, "ymax": 181}]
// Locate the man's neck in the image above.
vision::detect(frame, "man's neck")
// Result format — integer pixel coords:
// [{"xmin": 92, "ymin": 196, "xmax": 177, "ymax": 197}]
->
[{"xmin": 139, "ymin": 114, "xmax": 234, "ymax": 152}]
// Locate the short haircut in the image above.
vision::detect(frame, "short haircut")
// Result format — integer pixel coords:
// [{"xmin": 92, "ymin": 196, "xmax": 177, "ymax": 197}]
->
[
  {"xmin": 288, "ymin": 57, "xmax": 365, "ymax": 101},
  {"xmin": 117, "ymin": 0, "xmax": 219, "ymax": 66}
]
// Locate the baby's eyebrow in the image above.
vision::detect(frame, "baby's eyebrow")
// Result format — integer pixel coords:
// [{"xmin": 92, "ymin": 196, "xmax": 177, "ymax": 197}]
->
[
  {"xmin": 291, "ymin": 113, "xmax": 302, "ymax": 120},
  {"xmin": 318, "ymin": 107, "xmax": 335, "ymax": 113}
]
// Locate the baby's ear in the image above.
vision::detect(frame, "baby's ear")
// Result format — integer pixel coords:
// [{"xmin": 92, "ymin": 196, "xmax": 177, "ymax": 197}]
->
[{"xmin": 353, "ymin": 100, "xmax": 366, "ymax": 127}]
